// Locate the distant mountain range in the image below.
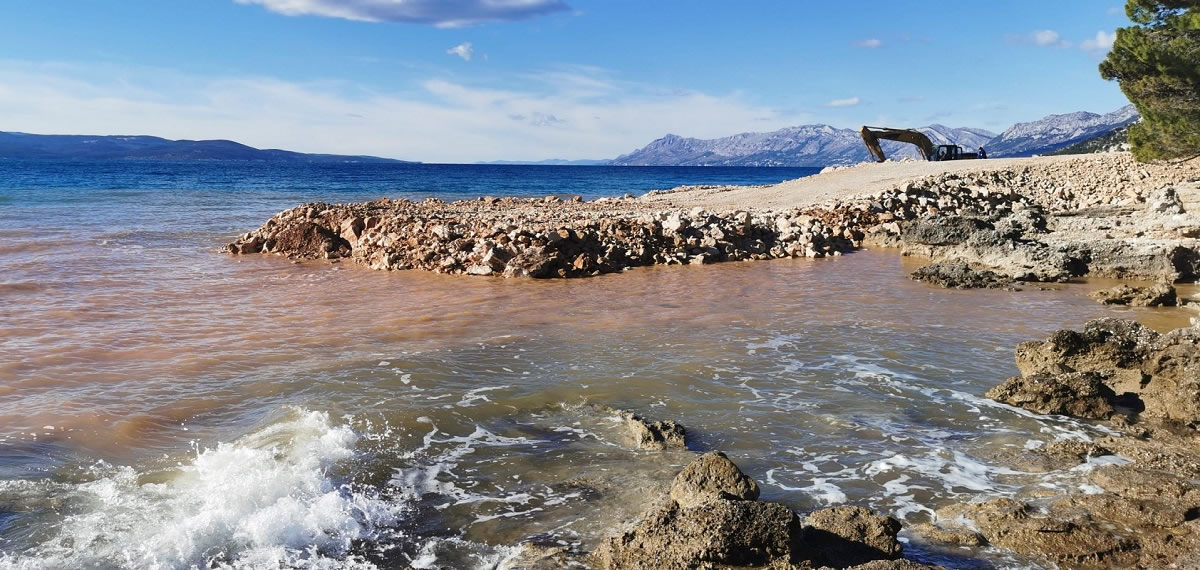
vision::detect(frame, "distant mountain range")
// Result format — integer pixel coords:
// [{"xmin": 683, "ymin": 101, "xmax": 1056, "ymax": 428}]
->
[
  {"xmin": 2, "ymin": 104, "xmax": 1140, "ymax": 166},
  {"xmin": 984, "ymin": 105, "xmax": 1139, "ymax": 157},
  {"xmin": 610, "ymin": 104, "xmax": 1139, "ymax": 166},
  {"xmin": 0, "ymin": 132, "xmax": 412, "ymax": 163},
  {"xmin": 609, "ymin": 125, "xmax": 996, "ymax": 166}
]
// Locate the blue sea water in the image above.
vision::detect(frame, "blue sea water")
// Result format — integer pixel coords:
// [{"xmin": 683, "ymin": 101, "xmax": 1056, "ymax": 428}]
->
[
  {"xmin": 0, "ymin": 159, "xmax": 821, "ymax": 202},
  {"xmin": 0, "ymin": 160, "xmax": 820, "ymax": 247}
]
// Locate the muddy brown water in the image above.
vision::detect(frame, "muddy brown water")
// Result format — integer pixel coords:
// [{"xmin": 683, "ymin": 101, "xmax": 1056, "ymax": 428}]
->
[{"xmin": 1, "ymin": 229, "xmax": 1196, "ymax": 568}]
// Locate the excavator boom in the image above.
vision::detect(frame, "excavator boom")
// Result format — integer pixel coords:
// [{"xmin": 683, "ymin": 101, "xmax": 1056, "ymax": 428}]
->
[{"xmin": 860, "ymin": 126, "xmax": 936, "ymax": 162}]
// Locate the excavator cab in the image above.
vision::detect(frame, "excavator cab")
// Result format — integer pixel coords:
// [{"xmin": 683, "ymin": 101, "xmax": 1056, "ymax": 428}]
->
[{"xmin": 934, "ymin": 145, "xmax": 978, "ymax": 161}]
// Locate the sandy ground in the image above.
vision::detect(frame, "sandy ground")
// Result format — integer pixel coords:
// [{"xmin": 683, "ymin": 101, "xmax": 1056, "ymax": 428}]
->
[{"xmin": 640, "ymin": 155, "xmax": 1090, "ymax": 212}]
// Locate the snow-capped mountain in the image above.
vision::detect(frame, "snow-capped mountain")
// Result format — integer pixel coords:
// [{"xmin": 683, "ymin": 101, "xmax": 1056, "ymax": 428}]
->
[
  {"xmin": 607, "ymin": 104, "xmax": 1138, "ymax": 166},
  {"xmin": 984, "ymin": 105, "xmax": 1140, "ymax": 157},
  {"xmin": 609, "ymin": 124, "xmax": 996, "ymax": 167}
]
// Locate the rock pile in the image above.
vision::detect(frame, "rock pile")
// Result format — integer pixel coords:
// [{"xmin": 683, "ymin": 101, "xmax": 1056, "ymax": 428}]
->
[
  {"xmin": 591, "ymin": 452, "xmax": 933, "ymax": 570},
  {"xmin": 924, "ymin": 318, "xmax": 1200, "ymax": 568},
  {"xmin": 227, "ymin": 153, "xmax": 1200, "ymax": 282},
  {"xmin": 228, "ymin": 197, "xmax": 870, "ymax": 277}
]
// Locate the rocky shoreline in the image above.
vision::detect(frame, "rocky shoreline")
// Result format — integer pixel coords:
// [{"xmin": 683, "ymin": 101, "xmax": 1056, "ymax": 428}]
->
[
  {"xmin": 227, "ymin": 154, "xmax": 1200, "ymax": 286},
  {"xmin": 225, "ymin": 153, "xmax": 1200, "ymax": 568},
  {"xmin": 517, "ymin": 316, "xmax": 1199, "ymax": 570}
]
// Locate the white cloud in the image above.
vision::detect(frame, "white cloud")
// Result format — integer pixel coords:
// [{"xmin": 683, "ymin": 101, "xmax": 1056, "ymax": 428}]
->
[
  {"xmin": 0, "ymin": 60, "xmax": 811, "ymax": 163},
  {"xmin": 827, "ymin": 96, "xmax": 860, "ymax": 108},
  {"xmin": 855, "ymin": 38, "xmax": 883, "ymax": 48},
  {"xmin": 447, "ymin": 42, "xmax": 474, "ymax": 61},
  {"xmin": 1081, "ymin": 30, "xmax": 1116, "ymax": 53},
  {"xmin": 1031, "ymin": 29, "xmax": 1071, "ymax": 48},
  {"xmin": 234, "ymin": 0, "xmax": 569, "ymax": 27}
]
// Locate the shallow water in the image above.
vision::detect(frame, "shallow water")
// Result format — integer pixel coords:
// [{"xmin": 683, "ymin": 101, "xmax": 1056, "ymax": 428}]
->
[{"xmin": 0, "ymin": 162, "xmax": 1196, "ymax": 569}]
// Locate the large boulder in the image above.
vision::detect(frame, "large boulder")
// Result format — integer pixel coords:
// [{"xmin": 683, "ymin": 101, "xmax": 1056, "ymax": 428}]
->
[
  {"xmin": 592, "ymin": 499, "xmax": 800, "ymax": 570},
  {"xmin": 592, "ymin": 453, "xmax": 912, "ymax": 570},
  {"xmin": 269, "ymin": 221, "xmax": 351, "ymax": 259},
  {"xmin": 985, "ymin": 372, "xmax": 1117, "ymax": 419},
  {"xmin": 669, "ymin": 451, "xmax": 759, "ymax": 508}
]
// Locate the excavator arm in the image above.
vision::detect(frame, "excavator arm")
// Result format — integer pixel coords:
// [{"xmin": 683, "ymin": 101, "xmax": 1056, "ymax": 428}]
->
[{"xmin": 860, "ymin": 126, "xmax": 936, "ymax": 162}]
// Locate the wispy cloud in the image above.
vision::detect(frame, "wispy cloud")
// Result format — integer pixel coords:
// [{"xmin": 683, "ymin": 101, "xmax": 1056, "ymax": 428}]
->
[
  {"xmin": 855, "ymin": 38, "xmax": 883, "ymax": 48},
  {"xmin": 1080, "ymin": 30, "xmax": 1116, "ymax": 53},
  {"xmin": 446, "ymin": 42, "xmax": 474, "ymax": 61},
  {"xmin": 0, "ymin": 60, "xmax": 811, "ymax": 162},
  {"xmin": 1029, "ymin": 29, "xmax": 1072, "ymax": 48},
  {"xmin": 827, "ymin": 96, "xmax": 861, "ymax": 108},
  {"xmin": 234, "ymin": 0, "xmax": 570, "ymax": 27}
]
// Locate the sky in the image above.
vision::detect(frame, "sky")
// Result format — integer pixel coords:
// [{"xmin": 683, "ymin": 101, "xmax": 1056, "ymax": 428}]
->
[{"xmin": 0, "ymin": 1, "xmax": 1132, "ymax": 163}]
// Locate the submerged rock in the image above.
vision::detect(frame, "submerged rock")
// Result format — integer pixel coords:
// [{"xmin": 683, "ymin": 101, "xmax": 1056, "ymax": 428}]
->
[
  {"xmin": 620, "ymin": 412, "xmax": 687, "ymax": 451},
  {"xmin": 909, "ymin": 261, "xmax": 1014, "ymax": 289},
  {"xmin": 1088, "ymin": 282, "xmax": 1177, "ymax": 307}
]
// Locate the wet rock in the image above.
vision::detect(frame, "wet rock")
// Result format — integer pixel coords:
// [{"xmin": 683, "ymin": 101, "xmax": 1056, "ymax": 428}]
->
[
  {"xmin": 1037, "ymin": 440, "xmax": 1113, "ymax": 467},
  {"xmin": 1013, "ymin": 318, "xmax": 1158, "ymax": 378},
  {"xmin": 909, "ymin": 261, "xmax": 1013, "ymax": 289},
  {"xmin": 934, "ymin": 499, "xmax": 1135, "ymax": 566},
  {"xmin": 1088, "ymin": 282, "xmax": 1177, "ymax": 307},
  {"xmin": 985, "ymin": 372, "xmax": 1117, "ymax": 419},
  {"xmin": 592, "ymin": 499, "xmax": 800, "ymax": 570},
  {"xmin": 910, "ymin": 523, "xmax": 985, "ymax": 547},
  {"xmin": 974, "ymin": 320, "xmax": 1200, "ymax": 567},
  {"xmin": 593, "ymin": 453, "xmax": 919, "ymax": 570},
  {"xmin": 844, "ymin": 561, "xmax": 943, "ymax": 570},
  {"xmin": 620, "ymin": 412, "xmax": 686, "ymax": 451},
  {"xmin": 1088, "ymin": 464, "xmax": 1196, "ymax": 501},
  {"xmin": 500, "ymin": 541, "xmax": 578, "ymax": 569},
  {"xmin": 800, "ymin": 506, "xmax": 903, "ymax": 568},
  {"xmin": 668, "ymin": 451, "xmax": 759, "ymax": 508},
  {"xmin": 1006, "ymin": 319, "xmax": 1200, "ymax": 425}
]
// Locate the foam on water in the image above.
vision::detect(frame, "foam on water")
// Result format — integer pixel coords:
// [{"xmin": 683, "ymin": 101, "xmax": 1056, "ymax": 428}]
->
[{"xmin": 0, "ymin": 409, "xmax": 406, "ymax": 569}]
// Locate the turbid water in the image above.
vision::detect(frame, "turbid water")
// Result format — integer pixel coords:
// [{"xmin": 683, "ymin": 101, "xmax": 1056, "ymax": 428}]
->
[{"xmin": 0, "ymin": 161, "xmax": 1195, "ymax": 569}]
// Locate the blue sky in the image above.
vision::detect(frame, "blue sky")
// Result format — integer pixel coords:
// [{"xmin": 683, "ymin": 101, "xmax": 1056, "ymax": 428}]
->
[{"xmin": 0, "ymin": 1, "xmax": 1129, "ymax": 162}]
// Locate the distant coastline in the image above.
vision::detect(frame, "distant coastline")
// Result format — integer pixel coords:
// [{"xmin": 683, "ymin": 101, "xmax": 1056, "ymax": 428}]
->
[{"xmin": 0, "ymin": 131, "xmax": 415, "ymax": 164}]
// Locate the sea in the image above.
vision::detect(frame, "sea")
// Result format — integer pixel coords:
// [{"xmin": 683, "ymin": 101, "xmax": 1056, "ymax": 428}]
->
[{"xmin": 0, "ymin": 159, "xmax": 1191, "ymax": 569}]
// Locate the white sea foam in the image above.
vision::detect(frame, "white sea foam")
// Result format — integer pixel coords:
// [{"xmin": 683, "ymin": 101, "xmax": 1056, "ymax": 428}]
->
[{"xmin": 0, "ymin": 409, "xmax": 405, "ymax": 570}]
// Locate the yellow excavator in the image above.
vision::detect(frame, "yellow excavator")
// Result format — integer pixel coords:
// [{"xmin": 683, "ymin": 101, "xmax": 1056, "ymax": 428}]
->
[{"xmin": 860, "ymin": 126, "xmax": 979, "ymax": 162}]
